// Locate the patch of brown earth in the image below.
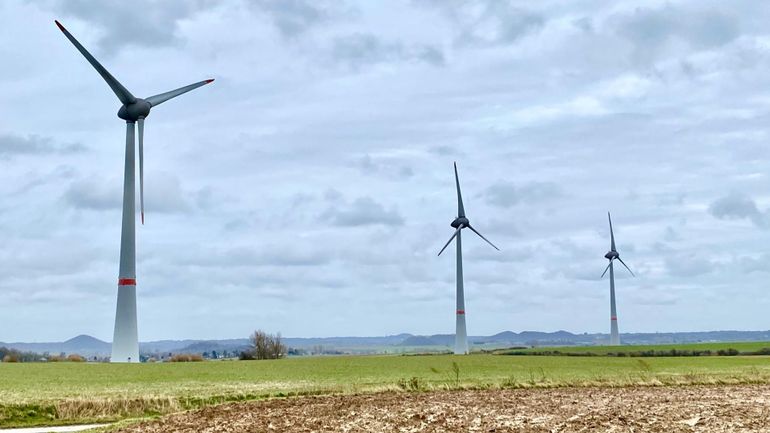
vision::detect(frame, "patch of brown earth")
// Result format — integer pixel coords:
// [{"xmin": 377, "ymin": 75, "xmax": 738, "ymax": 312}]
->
[{"xmin": 115, "ymin": 385, "xmax": 770, "ymax": 432}]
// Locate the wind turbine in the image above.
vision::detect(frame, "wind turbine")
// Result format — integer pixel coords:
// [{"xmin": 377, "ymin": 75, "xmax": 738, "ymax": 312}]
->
[
  {"xmin": 438, "ymin": 162, "xmax": 499, "ymax": 354},
  {"xmin": 600, "ymin": 212, "xmax": 634, "ymax": 346},
  {"xmin": 56, "ymin": 21, "xmax": 214, "ymax": 363}
]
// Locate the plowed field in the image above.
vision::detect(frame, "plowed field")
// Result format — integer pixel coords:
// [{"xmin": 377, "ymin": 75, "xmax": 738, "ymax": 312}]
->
[{"xmin": 114, "ymin": 385, "xmax": 770, "ymax": 432}]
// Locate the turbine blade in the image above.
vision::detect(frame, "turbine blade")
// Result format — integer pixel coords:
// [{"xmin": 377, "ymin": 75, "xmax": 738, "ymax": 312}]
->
[
  {"xmin": 454, "ymin": 162, "xmax": 465, "ymax": 218},
  {"xmin": 617, "ymin": 258, "xmax": 635, "ymax": 277},
  {"xmin": 600, "ymin": 261, "xmax": 611, "ymax": 278},
  {"xmin": 608, "ymin": 211, "xmax": 616, "ymax": 252},
  {"xmin": 438, "ymin": 226, "xmax": 462, "ymax": 256},
  {"xmin": 138, "ymin": 118, "xmax": 145, "ymax": 225},
  {"xmin": 467, "ymin": 225, "xmax": 499, "ymax": 251},
  {"xmin": 145, "ymin": 79, "xmax": 215, "ymax": 107},
  {"xmin": 54, "ymin": 20, "xmax": 136, "ymax": 105}
]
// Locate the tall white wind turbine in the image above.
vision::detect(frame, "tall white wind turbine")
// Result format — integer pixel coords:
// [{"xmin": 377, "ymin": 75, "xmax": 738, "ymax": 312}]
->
[
  {"xmin": 438, "ymin": 162, "xmax": 499, "ymax": 354},
  {"xmin": 600, "ymin": 212, "xmax": 634, "ymax": 346},
  {"xmin": 56, "ymin": 21, "xmax": 214, "ymax": 362}
]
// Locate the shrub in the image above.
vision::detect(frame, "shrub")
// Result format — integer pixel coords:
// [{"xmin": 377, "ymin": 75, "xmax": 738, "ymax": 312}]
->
[
  {"xmin": 397, "ymin": 376, "xmax": 425, "ymax": 391},
  {"xmin": 168, "ymin": 354, "xmax": 204, "ymax": 362},
  {"xmin": 67, "ymin": 354, "xmax": 85, "ymax": 362},
  {"xmin": 1, "ymin": 347, "xmax": 45, "ymax": 362}
]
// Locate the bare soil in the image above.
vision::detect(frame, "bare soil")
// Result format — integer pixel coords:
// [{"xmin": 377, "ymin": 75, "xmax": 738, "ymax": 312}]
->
[{"xmin": 115, "ymin": 385, "xmax": 770, "ymax": 432}]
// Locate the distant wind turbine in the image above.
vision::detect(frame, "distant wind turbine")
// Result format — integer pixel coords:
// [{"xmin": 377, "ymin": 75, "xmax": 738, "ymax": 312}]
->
[
  {"xmin": 438, "ymin": 162, "xmax": 499, "ymax": 354},
  {"xmin": 600, "ymin": 212, "xmax": 634, "ymax": 346},
  {"xmin": 56, "ymin": 20, "xmax": 214, "ymax": 363}
]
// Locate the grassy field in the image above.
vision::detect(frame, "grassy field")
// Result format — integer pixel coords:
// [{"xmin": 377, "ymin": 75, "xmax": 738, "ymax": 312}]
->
[
  {"xmin": 495, "ymin": 341, "xmax": 770, "ymax": 355},
  {"xmin": 2, "ymin": 351, "xmax": 770, "ymax": 427}
]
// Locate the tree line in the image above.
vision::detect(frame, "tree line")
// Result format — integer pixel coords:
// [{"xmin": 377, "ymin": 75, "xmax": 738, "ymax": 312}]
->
[{"xmin": 0, "ymin": 347, "xmax": 86, "ymax": 362}]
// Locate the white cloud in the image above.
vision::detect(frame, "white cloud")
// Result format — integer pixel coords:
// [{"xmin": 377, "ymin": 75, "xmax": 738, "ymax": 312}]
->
[{"xmin": 2, "ymin": 0, "xmax": 770, "ymax": 341}]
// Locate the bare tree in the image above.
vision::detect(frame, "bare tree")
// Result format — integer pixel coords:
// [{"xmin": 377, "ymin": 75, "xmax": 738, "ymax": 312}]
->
[{"xmin": 247, "ymin": 330, "xmax": 287, "ymax": 360}]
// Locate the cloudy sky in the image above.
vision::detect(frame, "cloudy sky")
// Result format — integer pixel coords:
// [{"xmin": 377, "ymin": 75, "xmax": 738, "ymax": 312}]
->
[{"xmin": 2, "ymin": 0, "xmax": 770, "ymax": 342}]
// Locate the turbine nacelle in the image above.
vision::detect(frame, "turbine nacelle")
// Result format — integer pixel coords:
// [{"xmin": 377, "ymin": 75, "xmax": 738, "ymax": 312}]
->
[
  {"xmin": 451, "ymin": 217, "xmax": 469, "ymax": 229},
  {"xmin": 601, "ymin": 213, "xmax": 634, "ymax": 278},
  {"xmin": 438, "ymin": 163, "xmax": 499, "ymax": 257},
  {"xmin": 117, "ymin": 99, "xmax": 152, "ymax": 122}
]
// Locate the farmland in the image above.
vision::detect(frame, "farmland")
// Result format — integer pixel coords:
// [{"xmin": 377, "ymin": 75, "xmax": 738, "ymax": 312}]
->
[
  {"xmin": 495, "ymin": 340, "xmax": 770, "ymax": 356},
  {"xmin": 2, "ymin": 346, "xmax": 770, "ymax": 428},
  {"xmin": 112, "ymin": 385, "xmax": 770, "ymax": 432}
]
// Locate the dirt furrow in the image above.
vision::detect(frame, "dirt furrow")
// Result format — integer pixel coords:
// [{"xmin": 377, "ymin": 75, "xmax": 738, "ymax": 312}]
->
[{"xmin": 115, "ymin": 385, "xmax": 770, "ymax": 432}]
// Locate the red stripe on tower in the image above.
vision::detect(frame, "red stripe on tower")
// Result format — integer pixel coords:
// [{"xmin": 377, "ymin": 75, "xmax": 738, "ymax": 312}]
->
[
  {"xmin": 457, "ymin": 310, "xmax": 465, "ymax": 315},
  {"xmin": 118, "ymin": 278, "xmax": 136, "ymax": 286},
  {"xmin": 611, "ymin": 316, "xmax": 617, "ymax": 321}
]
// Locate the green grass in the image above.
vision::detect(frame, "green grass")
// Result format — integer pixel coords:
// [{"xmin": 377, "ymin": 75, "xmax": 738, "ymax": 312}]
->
[
  {"xmin": 495, "ymin": 341, "xmax": 770, "ymax": 355},
  {"xmin": 2, "ymin": 352, "xmax": 770, "ymax": 427}
]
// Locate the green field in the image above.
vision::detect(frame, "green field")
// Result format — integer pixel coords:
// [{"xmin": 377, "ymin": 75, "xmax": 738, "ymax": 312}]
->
[
  {"xmin": 2, "ymin": 350, "xmax": 770, "ymax": 428},
  {"xmin": 495, "ymin": 341, "xmax": 770, "ymax": 356}
]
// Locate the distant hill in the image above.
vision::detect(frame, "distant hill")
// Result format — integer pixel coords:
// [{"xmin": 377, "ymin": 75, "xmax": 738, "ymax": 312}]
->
[
  {"xmin": 400, "ymin": 335, "xmax": 440, "ymax": 346},
  {"xmin": 399, "ymin": 331, "xmax": 593, "ymax": 347},
  {"xmin": 62, "ymin": 334, "xmax": 111, "ymax": 351},
  {"xmin": 173, "ymin": 341, "xmax": 250, "ymax": 356},
  {"xmin": 283, "ymin": 334, "xmax": 412, "ymax": 348},
  {"xmin": 3, "ymin": 330, "xmax": 770, "ymax": 358},
  {"xmin": 139, "ymin": 339, "xmax": 250, "ymax": 354},
  {"xmin": 0, "ymin": 334, "xmax": 110, "ymax": 357},
  {"xmin": 399, "ymin": 330, "xmax": 770, "ymax": 348}
]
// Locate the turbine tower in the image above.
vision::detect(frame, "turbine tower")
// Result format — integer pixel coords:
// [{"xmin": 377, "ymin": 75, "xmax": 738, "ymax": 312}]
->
[
  {"xmin": 600, "ymin": 212, "xmax": 634, "ymax": 346},
  {"xmin": 438, "ymin": 162, "xmax": 499, "ymax": 354},
  {"xmin": 56, "ymin": 21, "xmax": 214, "ymax": 363}
]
